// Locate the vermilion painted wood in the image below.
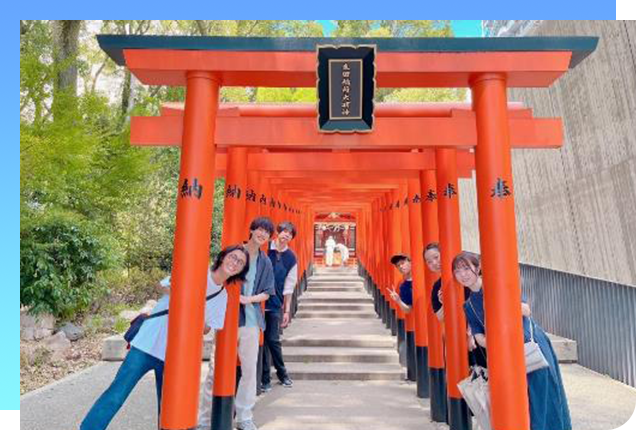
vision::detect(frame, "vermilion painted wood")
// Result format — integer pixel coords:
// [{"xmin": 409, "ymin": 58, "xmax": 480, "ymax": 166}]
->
[
  {"xmin": 472, "ymin": 74, "xmax": 530, "ymax": 430},
  {"xmin": 420, "ymin": 169, "xmax": 445, "ymax": 370},
  {"xmin": 131, "ymin": 115, "xmax": 563, "ymax": 149},
  {"xmin": 161, "ymin": 72, "xmax": 219, "ymax": 430},
  {"xmin": 213, "ymin": 147, "xmax": 248, "ymax": 399},
  {"xmin": 123, "ymin": 49, "xmax": 571, "ymax": 88},
  {"xmin": 435, "ymin": 148, "xmax": 469, "ymax": 400}
]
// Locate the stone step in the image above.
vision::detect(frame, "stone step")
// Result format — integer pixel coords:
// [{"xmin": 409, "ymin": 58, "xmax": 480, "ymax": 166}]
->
[
  {"xmin": 282, "ymin": 335, "xmax": 396, "ymax": 349},
  {"xmin": 548, "ymin": 334, "xmax": 578, "ymax": 363},
  {"xmin": 285, "ymin": 362, "xmax": 404, "ymax": 381},
  {"xmin": 310, "ymin": 271, "xmax": 361, "ymax": 275},
  {"xmin": 284, "ymin": 347, "xmax": 399, "ymax": 363},
  {"xmin": 309, "ymin": 276, "xmax": 364, "ymax": 282},
  {"xmin": 299, "ymin": 297, "xmax": 374, "ymax": 304},
  {"xmin": 283, "ymin": 318, "xmax": 391, "ymax": 339},
  {"xmin": 307, "ymin": 282, "xmax": 364, "ymax": 287},
  {"xmin": 312, "ymin": 267, "xmax": 358, "ymax": 273},
  {"xmin": 307, "ymin": 279, "xmax": 364, "ymax": 287},
  {"xmin": 307, "ymin": 283, "xmax": 364, "ymax": 288},
  {"xmin": 298, "ymin": 303, "xmax": 376, "ymax": 311},
  {"xmin": 103, "ymin": 326, "xmax": 396, "ymax": 361},
  {"xmin": 301, "ymin": 291, "xmax": 372, "ymax": 300},
  {"xmin": 295, "ymin": 311, "xmax": 376, "ymax": 319},
  {"xmin": 101, "ymin": 334, "xmax": 216, "ymax": 362},
  {"xmin": 307, "ymin": 287, "xmax": 364, "ymax": 293},
  {"xmin": 310, "ymin": 270, "xmax": 361, "ymax": 274},
  {"xmin": 103, "ymin": 333, "xmax": 577, "ymax": 363}
]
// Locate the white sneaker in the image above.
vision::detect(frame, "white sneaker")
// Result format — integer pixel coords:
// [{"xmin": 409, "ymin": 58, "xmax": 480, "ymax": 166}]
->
[{"xmin": 236, "ymin": 419, "xmax": 259, "ymax": 430}]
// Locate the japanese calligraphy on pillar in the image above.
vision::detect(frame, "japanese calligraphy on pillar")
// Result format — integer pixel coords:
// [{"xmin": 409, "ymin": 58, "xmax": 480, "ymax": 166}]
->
[
  {"xmin": 442, "ymin": 184, "xmax": 457, "ymax": 198},
  {"xmin": 490, "ymin": 177, "xmax": 512, "ymax": 198},
  {"xmin": 180, "ymin": 178, "xmax": 203, "ymax": 199},
  {"xmin": 225, "ymin": 184, "xmax": 241, "ymax": 200},
  {"xmin": 246, "ymin": 188, "xmax": 256, "ymax": 202},
  {"xmin": 317, "ymin": 45, "xmax": 376, "ymax": 133}
]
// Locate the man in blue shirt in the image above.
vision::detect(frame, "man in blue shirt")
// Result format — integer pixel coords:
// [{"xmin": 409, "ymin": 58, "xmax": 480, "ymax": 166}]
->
[
  {"xmin": 388, "ymin": 254, "xmax": 413, "ymax": 313},
  {"xmin": 388, "ymin": 253, "xmax": 413, "ymax": 372}
]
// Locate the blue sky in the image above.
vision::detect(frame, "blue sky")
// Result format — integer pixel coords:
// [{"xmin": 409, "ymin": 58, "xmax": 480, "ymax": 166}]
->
[
  {"xmin": 451, "ymin": 20, "xmax": 483, "ymax": 37},
  {"xmin": 317, "ymin": 20, "xmax": 482, "ymax": 37}
]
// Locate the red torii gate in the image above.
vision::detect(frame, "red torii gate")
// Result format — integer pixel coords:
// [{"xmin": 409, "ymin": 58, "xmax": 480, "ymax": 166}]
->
[{"xmin": 99, "ymin": 34, "xmax": 597, "ymax": 430}]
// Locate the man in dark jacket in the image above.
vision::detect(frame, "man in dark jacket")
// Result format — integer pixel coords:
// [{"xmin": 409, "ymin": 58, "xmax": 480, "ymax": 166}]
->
[{"xmin": 261, "ymin": 221, "xmax": 297, "ymax": 391}]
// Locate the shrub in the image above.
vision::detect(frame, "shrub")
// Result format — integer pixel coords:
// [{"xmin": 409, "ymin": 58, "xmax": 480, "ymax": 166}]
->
[{"xmin": 20, "ymin": 211, "xmax": 109, "ymax": 319}]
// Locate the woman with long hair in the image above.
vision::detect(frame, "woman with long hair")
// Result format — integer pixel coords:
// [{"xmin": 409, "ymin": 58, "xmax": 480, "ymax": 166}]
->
[
  {"xmin": 80, "ymin": 245, "xmax": 250, "ymax": 430},
  {"xmin": 452, "ymin": 251, "xmax": 571, "ymax": 430}
]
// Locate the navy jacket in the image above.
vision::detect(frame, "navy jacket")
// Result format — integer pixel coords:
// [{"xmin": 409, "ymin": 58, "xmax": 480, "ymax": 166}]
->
[{"xmin": 239, "ymin": 250, "xmax": 275, "ymax": 329}]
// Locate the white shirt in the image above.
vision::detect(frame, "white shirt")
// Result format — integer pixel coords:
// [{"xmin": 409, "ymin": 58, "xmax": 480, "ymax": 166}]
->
[
  {"xmin": 336, "ymin": 243, "xmax": 349, "ymax": 260},
  {"xmin": 130, "ymin": 269, "xmax": 228, "ymax": 361},
  {"xmin": 241, "ymin": 256, "xmax": 259, "ymax": 327}
]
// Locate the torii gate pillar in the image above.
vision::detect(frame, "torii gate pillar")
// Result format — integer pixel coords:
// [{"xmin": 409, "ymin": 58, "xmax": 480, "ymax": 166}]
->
[
  {"xmin": 471, "ymin": 73, "xmax": 530, "ymax": 430},
  {"xmin": 161, "ymin": 72, "xmax": 220, "ymax": 430}
]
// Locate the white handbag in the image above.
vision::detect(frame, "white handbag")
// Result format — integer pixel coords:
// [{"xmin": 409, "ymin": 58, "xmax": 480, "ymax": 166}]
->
[
  {"xmin": 525, "ymin": 319, "xmax": 549, "ymax": 373},
  {"xmin": 468, "ymin": 299, "xmax": 549, "ymax": 374},
  {"xmin": 458, "ymin": 366, "xmax": 492, "ymax": 430}
]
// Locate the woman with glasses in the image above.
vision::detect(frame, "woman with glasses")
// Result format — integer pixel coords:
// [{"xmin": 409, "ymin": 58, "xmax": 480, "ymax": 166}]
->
[{"xmin": 79, "ymin": 245, "xmax": 250, "ymax": 430}]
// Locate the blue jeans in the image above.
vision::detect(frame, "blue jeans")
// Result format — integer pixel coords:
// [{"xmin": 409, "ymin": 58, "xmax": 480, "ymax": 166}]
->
[{"xmin": 80, "ymin": 347, "xmax": 164, "ymax": 430}]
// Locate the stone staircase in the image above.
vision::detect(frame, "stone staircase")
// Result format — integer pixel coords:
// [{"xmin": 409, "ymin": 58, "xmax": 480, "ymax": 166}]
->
[{"xmin": 281, "ymin": 265, "xmax": 404, "ymax": 381}]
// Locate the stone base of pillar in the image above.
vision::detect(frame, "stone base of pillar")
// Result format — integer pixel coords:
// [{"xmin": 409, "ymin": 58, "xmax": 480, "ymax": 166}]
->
[
  {"xmin": 415, "ymin": 346, "xmax": 430, "ymax": 398},
  {"xmin": 429, "ymin": 367, "xmax": 449, "ymax": 423},
  {"xmin": 449, "ymin": 396, "xmax": 472, "ymax": 430}
]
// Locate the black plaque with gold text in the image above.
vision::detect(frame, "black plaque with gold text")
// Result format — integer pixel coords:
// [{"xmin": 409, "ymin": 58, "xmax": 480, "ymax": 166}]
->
[{"xmin": 317, "ymin": 45, "xmax": 375, "ymax": 133}]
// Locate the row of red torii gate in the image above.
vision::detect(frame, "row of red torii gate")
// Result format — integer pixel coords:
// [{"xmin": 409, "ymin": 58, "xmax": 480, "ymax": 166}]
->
[{"xmin": 98, "ymin": 34, "xmax": 597, "ymax": 430}]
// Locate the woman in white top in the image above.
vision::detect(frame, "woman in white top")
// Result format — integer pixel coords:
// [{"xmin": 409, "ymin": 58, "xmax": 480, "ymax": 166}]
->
[
  {"xmin": 335, "ymin": 243, "xmax": 349, "ymax": 266},
  {"xmin": 324, "ymin": 236, "xmax": 336, "ymax": 266},
  {"xmin": 79, "ymin": 245, "xmax": 250, "ymax": 430}
]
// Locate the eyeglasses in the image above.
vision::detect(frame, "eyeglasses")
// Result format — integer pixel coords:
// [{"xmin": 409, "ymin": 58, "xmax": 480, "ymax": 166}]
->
[{"xmin": 226, "ymin": 253, "xmax": 246, "ymax": 268}]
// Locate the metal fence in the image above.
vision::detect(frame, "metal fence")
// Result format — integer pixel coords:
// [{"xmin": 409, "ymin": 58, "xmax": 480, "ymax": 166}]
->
[{"xmin": 520, "ymin": 264, "xmax": 636, "ymax": 388}]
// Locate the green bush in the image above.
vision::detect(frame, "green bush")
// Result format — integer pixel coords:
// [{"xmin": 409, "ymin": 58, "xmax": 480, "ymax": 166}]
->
[{"xmin": 20, "ymin": 211, "xmax": 109, "ymax": 319}]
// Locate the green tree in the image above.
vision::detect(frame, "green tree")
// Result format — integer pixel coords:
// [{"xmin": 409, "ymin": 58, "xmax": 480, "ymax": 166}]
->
[
  {"xmin": 20, "ymin": 21, "xmax": 153, "ymax": 317},
  {"xmin": 333, "ymin": 20, "xmax": 452, "ymax": 38},
  {"xmin": 332, "ymin": 20, "xmax": 465, "ymax": 102}
]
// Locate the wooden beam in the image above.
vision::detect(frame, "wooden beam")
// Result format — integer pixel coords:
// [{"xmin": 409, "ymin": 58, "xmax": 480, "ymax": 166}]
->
[
  {"xmin": 132, "ymin": 115, "xmax": 562, "ymax": 149},
  {"xmin": 124, "ymin": 49, "xmax": 572, "ymax": 88}
]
